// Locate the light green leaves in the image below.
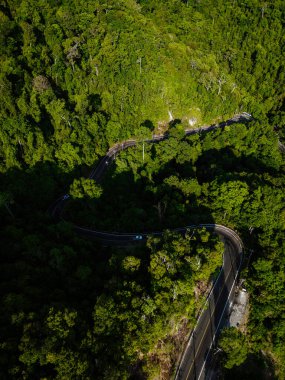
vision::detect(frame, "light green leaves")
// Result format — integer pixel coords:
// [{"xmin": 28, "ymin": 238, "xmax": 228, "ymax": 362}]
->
[{"xmin": 69, "ymin": 177, "xmax": 103, "ymax": 199}]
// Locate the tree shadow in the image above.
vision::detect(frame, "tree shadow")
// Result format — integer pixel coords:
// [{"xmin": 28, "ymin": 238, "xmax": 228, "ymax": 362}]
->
[
  {"xmin": 141, "ymin": 119, "xmax": 155, "ymax": 131},
  {"xmin": 169, "ymin": 118, "xmax": 182, "ymax": 128},
  {"xmin": 223, "ymin": 352, "xmax": 277, "ymax": 380},
  {"xmin": 0, "ymin": 161, "xmax": 117, "ymax": 373},
  {"xmin": 1, "ymin": 134, "xmax": 277, "ymax": 379},
  {"xmin": 196, "ymin": 147, "xmax": 279, "ymax": 184},
  {"xmin": 60, "ymin": 140, "xmax": 280, "ymax": 237},
  {"xmin": 0, "ymin": 161, "xmax": 79, "ymax": 224},
  {"xmin": 63, "ymin": 161, "xmax": 215, "ymax": 233},
  {"xmin": 88, "ymin": 93, "xmax": 102, "ymax": 112}
]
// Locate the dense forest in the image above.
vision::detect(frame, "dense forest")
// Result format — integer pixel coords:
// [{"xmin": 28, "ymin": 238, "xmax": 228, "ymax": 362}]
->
[{"xmin": 1, "ymin": 0, "xmax": 285, "ymax": 379}]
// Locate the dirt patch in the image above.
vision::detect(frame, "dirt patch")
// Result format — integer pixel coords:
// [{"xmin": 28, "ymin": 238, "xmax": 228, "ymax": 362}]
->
[
  {"xmin": 146, "ymin": 318, "xmax": 191, "ymax": 380},
  {"xmin": 194, "ymin": 280, "xmax": 210, "ymax": 300}
]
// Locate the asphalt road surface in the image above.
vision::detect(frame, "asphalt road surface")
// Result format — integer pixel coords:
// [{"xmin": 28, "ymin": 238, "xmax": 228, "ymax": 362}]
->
[
  {"xmin": 174, "ymin": 225, "xmax": 243, "ymax": 380},
  {"xmin": 50, "ymin": 114, "xmax": 251, "ymax": 379}
]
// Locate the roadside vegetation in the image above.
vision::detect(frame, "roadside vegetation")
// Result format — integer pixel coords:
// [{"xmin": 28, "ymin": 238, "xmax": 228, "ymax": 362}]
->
[{"xmin": 1, "ymin": 0, "xmax": 285, "ymax": 379}]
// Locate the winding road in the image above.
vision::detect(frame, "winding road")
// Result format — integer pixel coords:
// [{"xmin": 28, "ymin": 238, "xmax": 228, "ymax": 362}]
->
[
  {"xmin": 50, "ymin": 114, "xmax": 250, "ymax": 379},
  {"xmin": 175, "ymin": 225, "xmax": 243, "ymax": 380}
]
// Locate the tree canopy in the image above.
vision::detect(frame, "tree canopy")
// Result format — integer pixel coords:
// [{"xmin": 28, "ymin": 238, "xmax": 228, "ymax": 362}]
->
[{"xmin": 1, "ymin": 0, "xmax": 285, "ymax": 379}]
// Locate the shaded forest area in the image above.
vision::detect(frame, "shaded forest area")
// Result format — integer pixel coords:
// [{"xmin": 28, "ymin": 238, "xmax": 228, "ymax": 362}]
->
[
  {"xmin": 1, "ymin": 0, "xmax": 285, "ymax": 379},
  {"xmin": 66, "ymin": 119, "xmax": 285, "ymax": 378}
]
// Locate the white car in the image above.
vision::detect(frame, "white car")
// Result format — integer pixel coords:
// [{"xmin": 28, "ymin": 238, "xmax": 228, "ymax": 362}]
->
[{"xmin": 134, "ymin": 235, "xmax": 143, "ymax": 240}]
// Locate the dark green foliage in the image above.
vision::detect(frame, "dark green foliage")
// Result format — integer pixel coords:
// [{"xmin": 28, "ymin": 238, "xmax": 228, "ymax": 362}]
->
[
  {"xmin": 65, "ymin": 118, "xmax": 285, "ymax": 377},
  {"xmin": 219, "ymin": 327, "xmax": 249, "ymax": 369},
  {"xmin": 92, "ymin": 231, "xmax": 223, "ymax": 378},
  {"xmin": 1, "ymin": 0, "xmax": 285, "ymax": 379}
]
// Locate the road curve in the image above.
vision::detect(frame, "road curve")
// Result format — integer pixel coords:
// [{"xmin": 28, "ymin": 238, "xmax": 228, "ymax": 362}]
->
[
  {"xmin": 174, "ymin": 225, "xmax": 243, "ymax": 380},
  {"xmin": 50, "ymin": 114, "xmax": 249, "ymax": 379}
]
